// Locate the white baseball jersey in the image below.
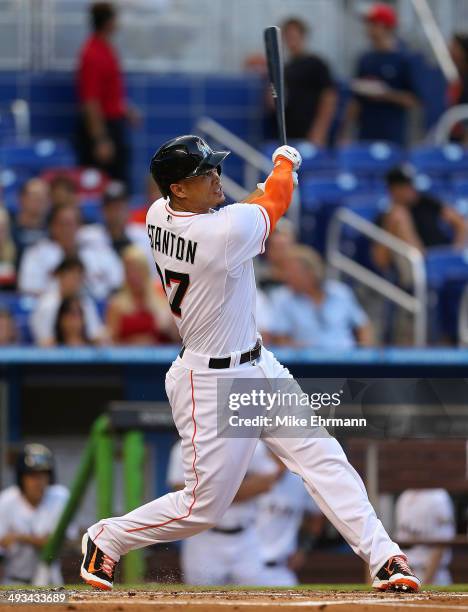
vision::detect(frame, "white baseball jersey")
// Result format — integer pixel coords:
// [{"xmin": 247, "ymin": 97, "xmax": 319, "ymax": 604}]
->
[
  {"xmin": 0, "ymin": 484, "xmax": 69, "ymax": 584},
  {"xmin": 395, "ymin": 489, "xmax": 455, "ymax": 584},
  {"xmin": 146, "ymin": 198, "xmax": 270, "ymax": 355},
  {"xmin": 257, "ymin": 472, "xmax": 320, "ymax": 563}
]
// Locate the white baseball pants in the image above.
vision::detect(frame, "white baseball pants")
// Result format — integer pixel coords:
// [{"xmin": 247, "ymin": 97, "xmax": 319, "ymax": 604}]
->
[{"xmin": 87, "ymin": 347, "xmax": 401, "ymax": 579}]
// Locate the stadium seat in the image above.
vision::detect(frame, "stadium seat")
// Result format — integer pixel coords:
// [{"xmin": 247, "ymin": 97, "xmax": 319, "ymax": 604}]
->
[
  {"xmin": 300, "ymin": 173, "xmax": 380, "ymax": 208},
  {"xmin": 0, "ymin": 139, "xmax": 75, "ymax": 172},
  {"xmin": 0, "ymin": 292, "xmax": 36, "ymax": 344},
  {"xmin": 0, "ymin": 167, "xmax": 32, "ymax": 210},
  {"xmin": 332, "ymin": 196, "xmax": 388, "ymax": 269},
  {"xmin": 337, "ymin": 142, "xmax": 403, "ymax": 179},
  {"xmin": 342, "ymin": 193, "xmax": 389, "ymax": 221},
  {"xmin": 437, "ymin": 278, "xmax": 467, "ymax": 343},
  {"xmin": 425, "ymin": 246, "xmax": 468, "ymax": 291},
  {"xmin": 454, "ymin": 197, "xmax": 468, "ymax": 217},
  {"xmin": 412, "ymin": 173, "xmax": 447, "ymax": 196},
  {"xmin": 409, "ymin": 145, "xmax": 468, "ymax": 178},
  {"xmin": 0, "ymin": 111, "xmax": 16, "ymax": 141},
  {"xmin": 452, "ymin": 180, "xmax": 468, "ymax": 199},
  {"xmin": 42, "ymin": 167, "xmax": 110, "ymax": 223},
  {"xmin": 42, "ymin": 167, "xmax": 109, "ymax": 198}
]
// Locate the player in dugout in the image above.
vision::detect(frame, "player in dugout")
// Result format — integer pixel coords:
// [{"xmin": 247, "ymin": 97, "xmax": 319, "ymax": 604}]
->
[{"xmin": 0, "ymin": 444, "xmax": 70, "ymax": 585}]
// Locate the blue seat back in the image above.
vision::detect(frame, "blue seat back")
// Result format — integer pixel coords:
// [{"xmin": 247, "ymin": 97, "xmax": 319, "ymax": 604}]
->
[
  {"xmin": 337, "ymin": 142, "xmax": 403, "ymax": 179},
  {"xmin": 409, "ymin": 145, "xmax": 468, "ymax": 178}
]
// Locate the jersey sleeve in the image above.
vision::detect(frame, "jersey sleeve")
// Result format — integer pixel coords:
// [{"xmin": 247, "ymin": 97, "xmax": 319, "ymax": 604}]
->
[
  {"xmin": 225, "ymin": 203, "xmax": 270, "ymax": 271},
  {"xmin": 167, "ymin": 440, "xmax": 185, "ymax": 488}
]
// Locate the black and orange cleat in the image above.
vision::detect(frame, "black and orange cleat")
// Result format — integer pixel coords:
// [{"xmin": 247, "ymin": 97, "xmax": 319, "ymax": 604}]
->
[
  {"xmin": 372, "ymin": 555, "xmax": 421, "ymax": 592},
  {"xmin": 80, "ymin": 533, "xmax": 117, "ymax": 591}
]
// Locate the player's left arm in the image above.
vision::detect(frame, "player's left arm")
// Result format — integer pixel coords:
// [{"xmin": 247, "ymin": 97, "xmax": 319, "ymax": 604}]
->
[{"xmin": 423, "ymin": 546, "xmax": 446, "ymax": 584}]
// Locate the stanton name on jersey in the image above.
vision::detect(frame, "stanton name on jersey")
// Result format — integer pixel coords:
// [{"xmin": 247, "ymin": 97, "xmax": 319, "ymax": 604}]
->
[{"xmin": 147, "ymin": 223, "xmax": 198, "ymax": 264}]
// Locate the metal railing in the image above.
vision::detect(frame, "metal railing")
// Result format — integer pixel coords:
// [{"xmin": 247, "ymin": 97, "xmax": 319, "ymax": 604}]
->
[
  {"xmin": 197, "ymin": 116, "xmax": 270, "ymax": 188},
  {"xmin": 429, "ymin": 104, "xmax": 468, "ymax": 145},
  {"xmin": 409, "ymin": 0, "xmax": 459, "ymax": 85},
  {"xmin": 326, "ymin": 208, "xmax": 428, "ymax": 346},
  {"xmin": 196, "ymin": 116, "xmax": 301, "ymax": 229},
  {"xmin": 10, "ymin": 99, "xmax": 31, "ymax": 143}
]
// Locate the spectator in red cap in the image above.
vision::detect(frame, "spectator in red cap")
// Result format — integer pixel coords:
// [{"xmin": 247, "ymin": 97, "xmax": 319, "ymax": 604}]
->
[
  {"xmin": 340, "ymin": 3, "xmax": 418, "ymax": 146},
  {"xmin": 76, "ymin": 2, "xmax": 140, "ymax": 188}
]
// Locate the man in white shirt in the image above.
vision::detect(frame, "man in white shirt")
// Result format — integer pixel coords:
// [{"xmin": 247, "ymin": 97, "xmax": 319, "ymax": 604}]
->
[
  {"xmin": 19, "ymin": 204, "xmax": 123, "ymax": 300},
  {"xmin": 395, "ymin": 489, "xmax": 456, "ymax": 585},
  {"xmin": 0, "ymin": 444, "xmax": 69, "ymax": 585},
  {"xmin": 270, "ymin": 245, "xmax": 373, "ymax": 349},
  {"xmin": 30, "ymin": 256, "xmax": 105, "ymax": 346}
]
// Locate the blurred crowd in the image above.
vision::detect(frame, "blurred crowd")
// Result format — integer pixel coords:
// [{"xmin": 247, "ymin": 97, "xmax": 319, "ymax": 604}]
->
[
  {"xmin": 3, "ymin": 167, "xmax": 457, "ymax": 349},
  {"xmin": 1, "ymin": 1, "xmax": 468, "ymax": 348},
  {"xmin": 0, "ymin": 174, "xmax": 182, "ymax": 348},
  {"xmin": 0, "ymin": 169, "xmax": 375, "ymax": 349}
]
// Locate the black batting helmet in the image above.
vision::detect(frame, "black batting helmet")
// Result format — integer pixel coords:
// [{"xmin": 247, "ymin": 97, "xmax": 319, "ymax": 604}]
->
[
  {"xmin": 16, "ymin": 443, "xmax": 55, "ymax": 488},
  {"xmin": 150, "ymin": 135, "xmax": 230, "ymax": 198}
]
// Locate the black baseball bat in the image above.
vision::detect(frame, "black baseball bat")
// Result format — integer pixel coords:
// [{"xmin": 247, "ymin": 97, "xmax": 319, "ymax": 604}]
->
[{"xmin": 264, "ymin": 26, "xmax": 287, "ymax": 145}]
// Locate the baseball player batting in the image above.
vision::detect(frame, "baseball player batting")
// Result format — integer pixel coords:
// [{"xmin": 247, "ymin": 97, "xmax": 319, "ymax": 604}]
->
[{"xmin": 80, "ymin": 135, "xmax": 420, "ymax": 592}]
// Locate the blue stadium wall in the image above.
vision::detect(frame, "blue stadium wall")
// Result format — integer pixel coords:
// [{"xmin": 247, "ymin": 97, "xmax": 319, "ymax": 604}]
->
[{"xmin": 0, "ymin": 71, "xmax": 266, "ymax": 193}]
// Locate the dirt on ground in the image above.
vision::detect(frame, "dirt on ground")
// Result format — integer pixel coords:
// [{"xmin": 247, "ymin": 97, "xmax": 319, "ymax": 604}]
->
[{"xmin": 2, "ymin": 589, "xmax": 468, "ymax": 612}]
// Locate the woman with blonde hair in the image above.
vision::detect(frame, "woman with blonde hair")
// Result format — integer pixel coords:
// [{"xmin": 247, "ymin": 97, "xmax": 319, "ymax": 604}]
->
[{"xmin": 106, "ymin": 245, "xmax": 176, "ymax": 345}]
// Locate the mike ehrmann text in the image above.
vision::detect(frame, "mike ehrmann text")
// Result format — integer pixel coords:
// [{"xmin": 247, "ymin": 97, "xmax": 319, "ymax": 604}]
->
[{"xmin": 228, "ymin": 414, "xmax": 367, "ymax": 428}]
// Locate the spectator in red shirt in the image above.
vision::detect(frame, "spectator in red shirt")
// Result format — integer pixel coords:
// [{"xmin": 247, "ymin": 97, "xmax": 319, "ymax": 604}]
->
[{"xmin": 76, "ymin": 2, "xmax": 139, "ymax": 188}]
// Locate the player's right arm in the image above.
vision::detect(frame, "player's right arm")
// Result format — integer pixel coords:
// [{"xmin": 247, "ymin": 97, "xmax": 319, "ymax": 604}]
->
[{"xmin": 247, "ymin": 145, "xmax": 301, "ymax": 232}]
